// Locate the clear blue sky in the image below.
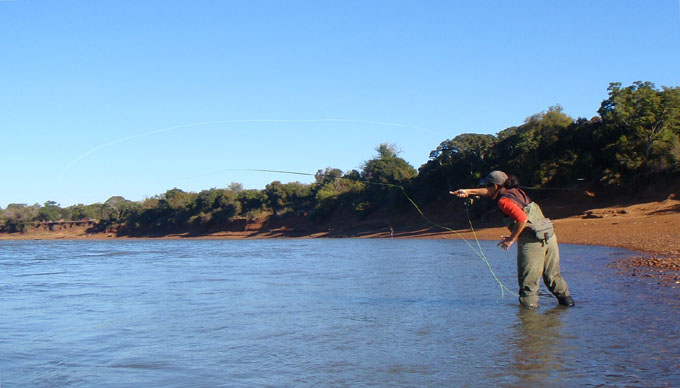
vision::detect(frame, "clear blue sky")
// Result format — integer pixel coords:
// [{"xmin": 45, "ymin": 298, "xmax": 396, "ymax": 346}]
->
[{"xmin": 1, "ymin": 0, "xmax": 679, "ymax": 208}]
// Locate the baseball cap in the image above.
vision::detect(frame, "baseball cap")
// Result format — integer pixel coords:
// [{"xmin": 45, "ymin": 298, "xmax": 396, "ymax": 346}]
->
[{"xmin": 479, "ymin": 170, "xmax": 508, "ymax": 186}]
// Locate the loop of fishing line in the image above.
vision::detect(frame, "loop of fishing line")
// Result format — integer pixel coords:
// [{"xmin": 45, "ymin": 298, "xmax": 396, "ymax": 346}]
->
[{"xmin": 60, "ymin": 118, "xmax": 443, "ymax": 179}]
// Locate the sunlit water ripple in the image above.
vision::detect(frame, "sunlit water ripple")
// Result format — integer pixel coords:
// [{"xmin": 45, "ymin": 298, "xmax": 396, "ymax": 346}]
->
[{"xmin": 1, "ymin": 239, "xmax": 678, "ymax": 387}]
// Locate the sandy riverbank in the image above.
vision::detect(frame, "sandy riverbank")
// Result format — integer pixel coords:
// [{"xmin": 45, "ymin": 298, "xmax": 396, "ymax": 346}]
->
[{"xmin": 434, "ymin": 198, "xmax": 680, "ymax": 285}]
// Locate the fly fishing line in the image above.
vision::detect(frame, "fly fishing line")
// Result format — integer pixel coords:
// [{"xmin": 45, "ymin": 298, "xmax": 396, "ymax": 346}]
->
[{"xmin": 226, "ymin": 168, "xmax": 517, "ymax": 298}]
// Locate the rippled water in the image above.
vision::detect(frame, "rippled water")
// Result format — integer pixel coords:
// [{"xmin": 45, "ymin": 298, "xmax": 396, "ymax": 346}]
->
[{"xmin": 1, "ymin": 239, "xmax": 678, "ymax": 387}]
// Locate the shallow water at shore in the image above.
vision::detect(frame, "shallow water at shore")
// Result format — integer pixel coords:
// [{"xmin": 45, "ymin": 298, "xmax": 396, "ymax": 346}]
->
[{"xmin": 1, "ymin": 239, "xmax": 678, "ymax": 387}]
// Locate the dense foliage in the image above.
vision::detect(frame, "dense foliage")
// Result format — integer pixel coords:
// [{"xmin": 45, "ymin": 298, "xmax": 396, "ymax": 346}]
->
[{"xmin": 2, "ymin": 82, "xmax": 678, "ymax": 234}]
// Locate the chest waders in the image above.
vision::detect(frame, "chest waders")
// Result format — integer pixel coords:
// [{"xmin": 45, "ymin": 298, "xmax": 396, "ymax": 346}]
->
[{"xmin": 499, "ymin": 189, "xmax": 571, "ymax": 308}]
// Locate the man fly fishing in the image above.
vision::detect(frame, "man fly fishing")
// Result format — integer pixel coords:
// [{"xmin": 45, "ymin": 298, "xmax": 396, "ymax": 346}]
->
[{"xmin": 451, "ymin": 171, "xmax": 575, "ymax": 308}]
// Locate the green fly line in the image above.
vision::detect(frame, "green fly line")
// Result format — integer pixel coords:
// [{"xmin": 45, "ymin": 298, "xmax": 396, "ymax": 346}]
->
[
  {"xmin": 387, "ymin": 182, "xmax": 517, "ymax": 298},
  {"xmin": 231, "ymin": 168, "xmax": 518, "ymax": 298}
]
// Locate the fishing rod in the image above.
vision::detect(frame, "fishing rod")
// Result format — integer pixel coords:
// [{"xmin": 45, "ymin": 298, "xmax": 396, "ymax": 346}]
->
[
  {"xmin": 521, "ymin": 186, "xmax": 587, "ymax": 191},
  {"xmin": 231, "ymin": 168, "xmax": 517, "ymax": 297},
  {"xmin": 520, "ymin": 178, "xmax": 593, "ymax": 192}
]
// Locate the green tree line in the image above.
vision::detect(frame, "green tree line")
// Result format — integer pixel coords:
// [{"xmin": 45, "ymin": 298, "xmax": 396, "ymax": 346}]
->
[{"xmin": 2, "ymin": 81, "xmax": 678, "ymax": 235}]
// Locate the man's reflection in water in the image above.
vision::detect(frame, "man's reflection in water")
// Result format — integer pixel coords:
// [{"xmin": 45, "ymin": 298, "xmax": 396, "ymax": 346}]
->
[{"xmin": 511, "ymin": 306, "xmax": 569, "ymax": 385}]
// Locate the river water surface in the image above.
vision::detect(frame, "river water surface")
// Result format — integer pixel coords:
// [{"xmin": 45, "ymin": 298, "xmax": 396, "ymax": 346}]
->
[{"xmin": 1, "ymin": 239, "xmax": 678, "ymax": 387}]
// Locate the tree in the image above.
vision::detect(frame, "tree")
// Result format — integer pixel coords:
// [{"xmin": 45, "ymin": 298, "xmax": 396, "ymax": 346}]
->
[
  {"xmin": 314, "ymin": 167, "xmax": 343, "ymax": 186},
  {"xmin": 104, "ymin": 196, "xmax": 134, "ymax": 221},
  {"xmin": 159, "ymin": 188, "xmax": 196, "ymax": 227},
  {"xmin": 195, "ymin": 189, "xmax": 223, "ymax": 213},
  {"xmin": 68, "ymin": 204, "xmax": 90, "ymax": 220},
  {"xmin": 545, "ymin": 116, "xmax": 604, "ymax": 186},
  {"xmin": 37, "ymin": 201, "xmax": 63, "ymax": 221},
  {"xmin": 429, "ymin": 134, "xmax": 495, "ymax": 162},
  {"xmin": 598, "ymin": 81, "xmax": 680, "ymax": 176},
  {"xmin": 1, "ymin": 203, "xmax": 39, "ymax": 232},
  {"xmin": 429, "ymin": 134, "xmax": 496, "ymax": 182},
  {"xmin": 265, "ymin": 181, "xmax": 286, "ymax": 214},
  {"xmin": 211, "ymin": 190, "xmax": 241, "ymax": 222},
  {"xmin": 228, "ymin": 182, "xmax": 243, "ymax": 192},
  {"xmin": 361, "ymin": 143, "xmax": 417, "ymax": 184},
  {"xmin": 265, "ymin": 181, "xmax": 313, "ymax": 215},
  {"xmin": 162, "ymin": 188, "xmax": 195, "ymax": 213},
  {"xmin": 237, "ymin": 189, "xmax": 266, "ymax": 215},
  {"xmin": 311, "ymin": 171, "xmax": 365, "ymax": 220},
  {"xmin": 353, "ymin": 144, "xmax": 418, "ymax": 216},
  {"xmin": 493, "ymin": 106, "xmax": 574, "ymax": 186}
]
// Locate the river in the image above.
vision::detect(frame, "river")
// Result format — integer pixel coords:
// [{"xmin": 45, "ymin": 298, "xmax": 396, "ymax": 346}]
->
[{"xmin": 1, "ymin": 239, "xmax": 678, "ymax": 387}]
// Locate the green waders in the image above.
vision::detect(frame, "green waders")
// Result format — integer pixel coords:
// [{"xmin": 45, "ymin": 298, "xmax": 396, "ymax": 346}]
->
[
  {"xmin": 506, "ymin": 202, "xmax": 571, "ymax": 308},
  {"xmin": 516, "ymin": 234, "xmax": 570, "ymax": 307}
]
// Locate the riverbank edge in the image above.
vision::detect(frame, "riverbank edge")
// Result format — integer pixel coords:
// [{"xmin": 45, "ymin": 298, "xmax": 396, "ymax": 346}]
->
[
  {"xmin": 2, "ymin": 196, "xmax": 679, "ymax": 284},
  {"xmin": 2, "ymin": 217, "xmax": 679, "ymax": 283}
]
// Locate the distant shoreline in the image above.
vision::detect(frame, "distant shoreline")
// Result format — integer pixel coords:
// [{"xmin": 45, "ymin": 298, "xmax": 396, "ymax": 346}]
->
[{"xmin": 2, "ymin": 197, "xmax": 679, "ymax": 284}]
